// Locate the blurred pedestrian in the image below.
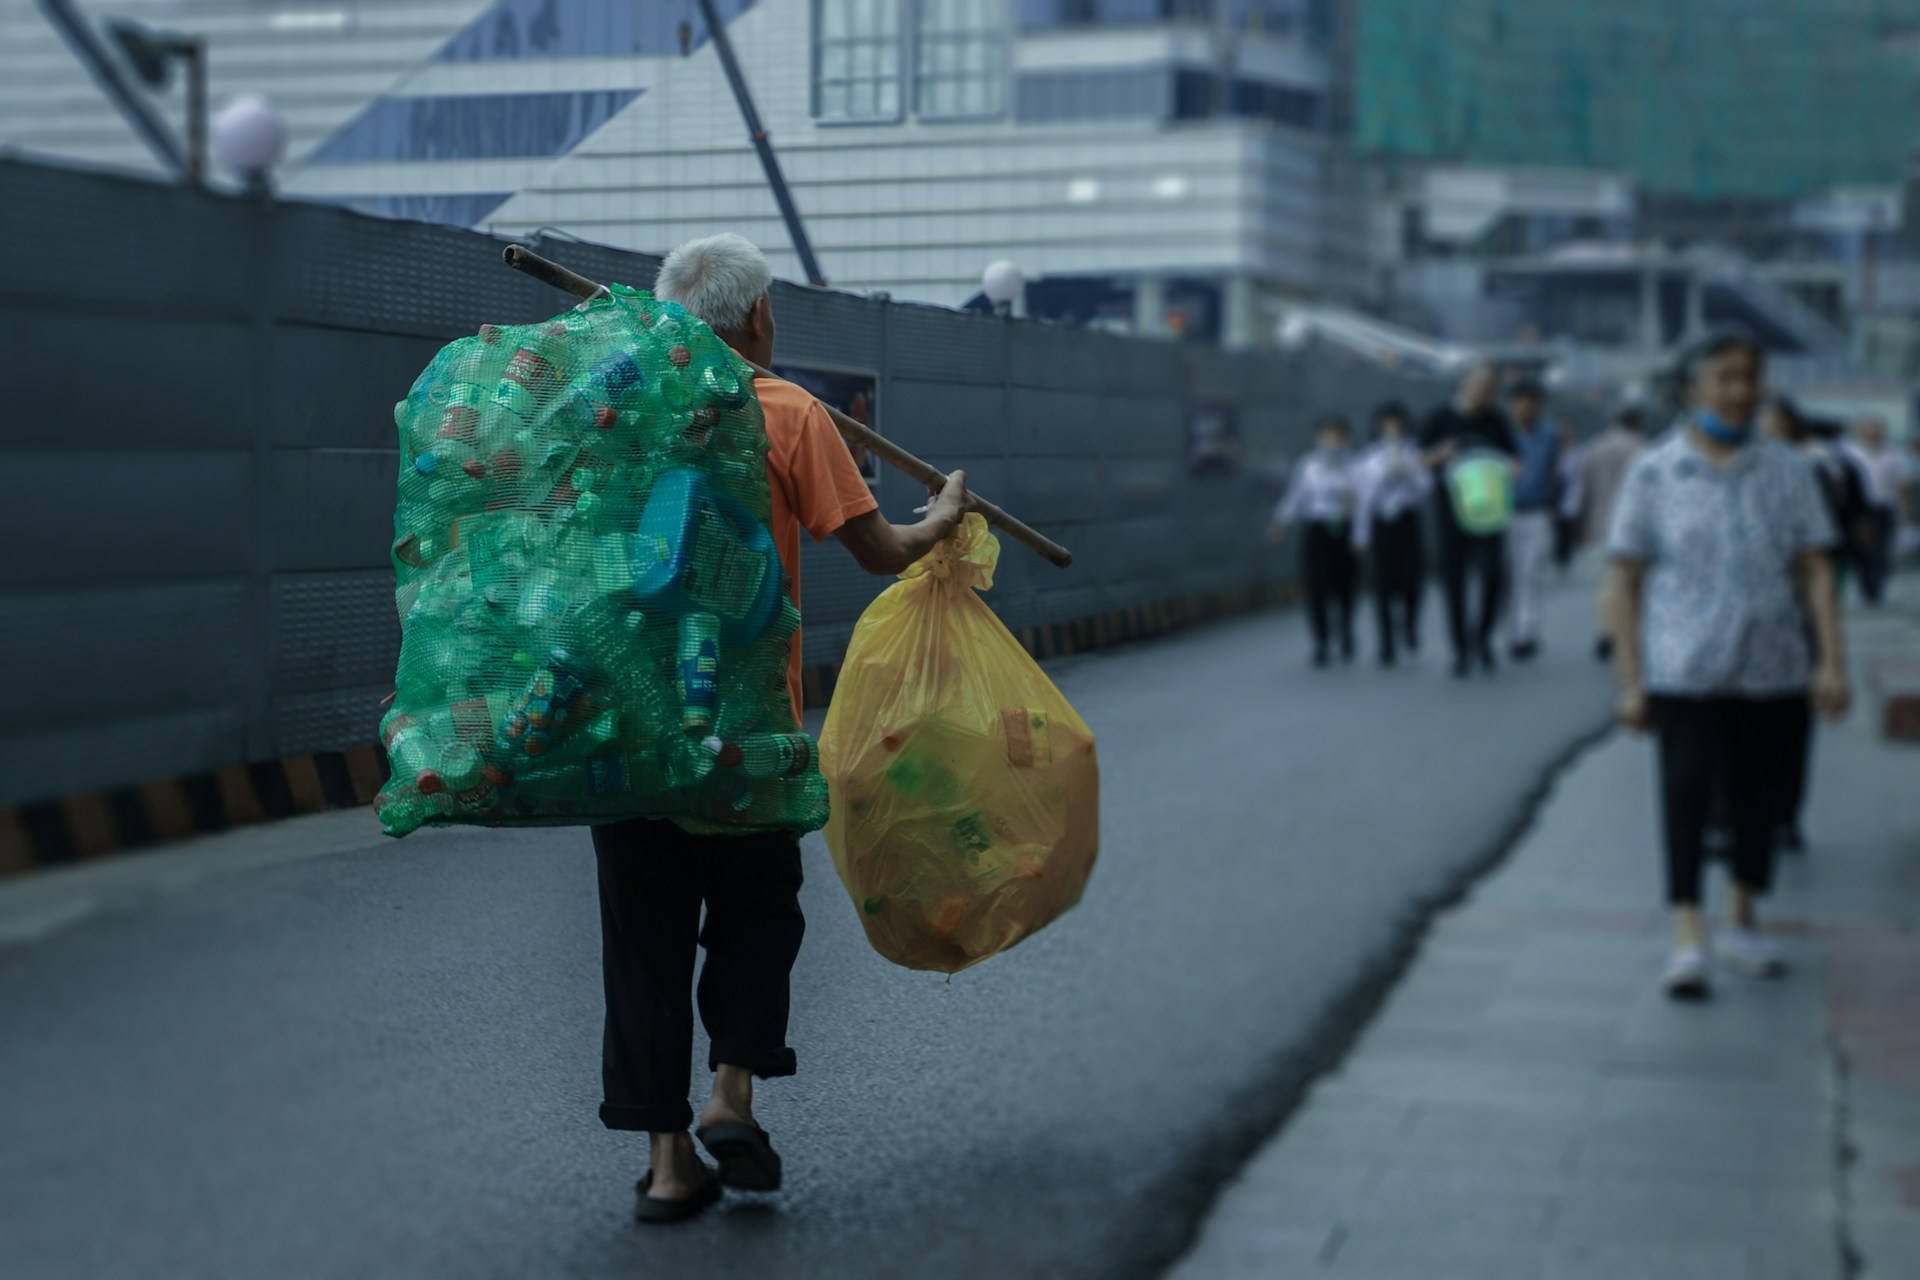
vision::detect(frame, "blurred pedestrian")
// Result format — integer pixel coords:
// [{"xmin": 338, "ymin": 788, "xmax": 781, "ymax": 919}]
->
[
  {"xmin": 1580, "ymin": 406, "xmax": 1647, "ymax": 661},
  {"xmin": 598, "ymin": 233, "xmax": 972, "ymax": 1220},
  {"xmin": 1844, "ymin": 417, "xmax": 1910, "ymax": 604},
  {"xmin": 1905, "ymin": 436, "xmax": 1920, "ymax": 560},
  {"xmin": 1269, "ymin": 413, "xmax": 1360, "ymax": 667},
  {"xmin": 1602, "ymin": 334, "xmax": 1849, "ymax": 1001},
  {"xmin": 1420, "ymin": 362, "xmax": 1518, "ymax": 678},
  {"xmin": 1503, "ymin": 378, "xmax": 1560, "ymax": 661},
  {"xmin": 1759, "ymin": 397, "xmax": 1847, "ymax": 854},
  {"xmin": 1553, "ymin": 419, "xmax": 1584, "ymax": 574},
  {"xmin": 1353, "ymin": 402, "xmax": 1431, "ymax": 667},
  {"xmin": 1808, "ymin": 419, "xmax": 1874, "ymax": 598}
]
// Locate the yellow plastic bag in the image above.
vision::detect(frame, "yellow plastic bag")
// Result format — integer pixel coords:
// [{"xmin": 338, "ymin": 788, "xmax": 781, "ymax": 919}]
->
[{"xmin": 820, "ymin": 515, "xmax": 1099, "ymax": 973}]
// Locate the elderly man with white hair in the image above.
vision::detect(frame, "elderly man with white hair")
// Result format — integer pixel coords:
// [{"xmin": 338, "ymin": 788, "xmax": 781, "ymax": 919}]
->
[{"xmin": 591, "ymin": 233, "xmax": 971, "ymax": 1223}]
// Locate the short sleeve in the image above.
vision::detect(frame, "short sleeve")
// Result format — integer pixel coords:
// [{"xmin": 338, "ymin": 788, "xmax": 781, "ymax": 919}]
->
[
  {"xmin": 1606, "ymin": 454, "xmax": 1659, "ymax": 561},
  {"xmin": 779, "ymin": 397, "xmax": 880, "ymax": 542},
  {"xmin": 1783, "ymin": 453, "xmax": 1839, "ymax": 553}
]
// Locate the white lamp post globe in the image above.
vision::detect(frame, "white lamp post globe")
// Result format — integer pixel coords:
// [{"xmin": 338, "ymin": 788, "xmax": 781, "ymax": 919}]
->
[
  {"xmin": 211, "ymin": 95, "xmax": 288, "ymax": 176},
  {"xmin": 981, "ymin": 259, "xmax": 1025, "ymax": 306},
  {"xmin": 1278, "ymin": 311, "xmax": 1314, "ymax": 351}
]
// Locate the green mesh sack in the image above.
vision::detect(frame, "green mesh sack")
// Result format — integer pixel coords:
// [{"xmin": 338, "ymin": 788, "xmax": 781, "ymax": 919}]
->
[
  {"xmin": 1444, "ymin": 451, "xmax": 1515, "ymax": 536},
  {"xmin": 376, "ymin": 285, "xmax": 829, "ymax": 839}
]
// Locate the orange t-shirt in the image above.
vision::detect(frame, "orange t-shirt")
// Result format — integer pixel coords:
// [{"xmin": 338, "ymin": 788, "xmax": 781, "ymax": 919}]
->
[{"xmin": 755, "ymin": 374, "xmax": 880, "ymax": 723}]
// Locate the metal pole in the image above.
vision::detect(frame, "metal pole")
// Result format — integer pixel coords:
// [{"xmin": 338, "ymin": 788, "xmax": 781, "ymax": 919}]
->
[
  {"xmin": 692, "ymin": 0, "xmax": 828, "ymax": 287},
  {"xmin": 182, "ymin": 37, "xmax": 207, "ymax": 184},
  {"xmin": 38, "ymin": 0, "xmax": 189, "ymax": 178},
  {"xmin": 502, "ymin": 245, "xmax": 1073, "ymax": 566}
]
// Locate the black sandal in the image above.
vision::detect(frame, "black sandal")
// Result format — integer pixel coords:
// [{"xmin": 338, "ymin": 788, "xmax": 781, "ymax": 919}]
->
[
  {"xmin": 633, "ymin": 1169, "xmax": 723, "ymax": 1224},
  {"xmin": 695, "ymin": 1121, "xmax": 783, "ymax": 1192}
]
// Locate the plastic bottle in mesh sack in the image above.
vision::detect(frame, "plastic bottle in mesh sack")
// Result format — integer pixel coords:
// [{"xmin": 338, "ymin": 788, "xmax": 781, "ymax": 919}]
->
[{"xmin": 377, "ymin": 286, "xmax": 829, "ymax": 839}]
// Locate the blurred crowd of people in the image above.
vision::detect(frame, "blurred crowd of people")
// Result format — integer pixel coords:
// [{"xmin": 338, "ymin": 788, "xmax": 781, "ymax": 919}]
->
[
  {"xmin": 1268, "ymin": 337, "xmax": 1916, "ymax": 1001},
  {"xmin": 1266, "ymin": 362, "xmax": 1918, "ymax": 678}
]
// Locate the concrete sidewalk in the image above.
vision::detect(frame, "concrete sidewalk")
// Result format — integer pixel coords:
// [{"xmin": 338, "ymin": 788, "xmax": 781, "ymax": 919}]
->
[{"xmin": 1169, "ymin": 598, "xmax": 1920, "ymax": 1280}]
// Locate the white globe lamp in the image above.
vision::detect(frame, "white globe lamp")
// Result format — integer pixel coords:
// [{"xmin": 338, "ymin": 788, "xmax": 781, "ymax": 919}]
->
[
  {"xmin": 211, "ymin": 95, "xmax": 288, "ymax": 184},
  {"xmin": 1278, "ymin": 311, "xmax": 1314, "ymax": 352},
  {"xmin": 982, "ymin": 259, "xmax": 1025, "ymax": 315}
]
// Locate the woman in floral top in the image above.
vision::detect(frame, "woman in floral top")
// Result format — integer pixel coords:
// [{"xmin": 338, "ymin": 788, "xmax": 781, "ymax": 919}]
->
[{"xmin": 1601, "ymin": 333, "xmax": 1850, "ymax": 1001}]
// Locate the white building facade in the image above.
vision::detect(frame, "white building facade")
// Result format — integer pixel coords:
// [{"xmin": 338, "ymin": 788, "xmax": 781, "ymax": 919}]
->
[{"xmin": 4, "ymin": 0, "xmax": 1358, "ymax": 344}]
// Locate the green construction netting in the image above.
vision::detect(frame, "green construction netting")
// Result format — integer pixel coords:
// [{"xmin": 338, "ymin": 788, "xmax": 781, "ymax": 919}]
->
[
  {"xmin": 1357, "ymin": 0, "xmax": 1920, "ymax": 200},
  {"xmin": 376, "ymin": 285, "xmax": 828, "ymax": 839}
]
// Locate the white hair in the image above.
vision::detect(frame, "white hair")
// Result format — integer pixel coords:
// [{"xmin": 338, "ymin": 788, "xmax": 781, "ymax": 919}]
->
[{"xmin": 652, "ymin": 233, "xmax": 772, "ymax": 335}]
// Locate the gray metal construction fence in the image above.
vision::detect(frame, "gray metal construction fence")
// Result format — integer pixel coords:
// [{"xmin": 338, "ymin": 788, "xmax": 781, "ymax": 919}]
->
[{"xmin": 0, "ymin": 158, "xmax": 1445, "ymax": 817}]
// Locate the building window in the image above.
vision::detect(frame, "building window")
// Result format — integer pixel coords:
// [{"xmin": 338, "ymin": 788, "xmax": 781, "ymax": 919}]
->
[
  {"xmin": 1015, "ymin": 68, "xmax": 1170, "ymax": 123},
  {"xmin": 435, "ymin": 0, "xmax": 758, "ymax": 62},
  {"xmin": 915, "ymin": 0, "xmax": 1008, "ymax": 118},
  {"xmin": 815, "ymin": 0, "xmax": 904, "ymax": 121},
  {"xmin": 307, "ymin": 90, "xmax": 642, "ymax": 163},
  {"xmin": 1018, "ymin": 0, "xmax": 1169, "ymax": 28}
]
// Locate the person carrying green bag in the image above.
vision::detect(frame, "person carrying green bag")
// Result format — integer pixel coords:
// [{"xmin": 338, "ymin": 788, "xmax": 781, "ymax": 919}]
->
[
  {"xmin": 1419, "ymin": 362, "xmax": 1520, "ymax": 678},
  {"xmin": 595, "ymin": 234, "xmax": 971, "ymax": 1222}
]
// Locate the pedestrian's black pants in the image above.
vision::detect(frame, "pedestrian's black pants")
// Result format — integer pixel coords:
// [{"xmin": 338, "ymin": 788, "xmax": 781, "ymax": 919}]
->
[
  {"xmin": 1859, "ymin": 507, "xmax": 1896, "ymax": 604},
  {"xmin": 593, "ymin": 818, "xmax": 804, "ymax": 1133},
  {"xmin": 1436, "ymin": 526, "xmax": 1505, "ymax": 660},
  {"xmin": 1370, "ymin": 510, "xmax": 1425, "ymax": 659},
  {"xmin": 1649, "ymin": 695, "xmax": 1802, "ymax": 907},
  {"xmin": 1301, "ymin": 520, "xmax": 1356, "ymax": 657}
]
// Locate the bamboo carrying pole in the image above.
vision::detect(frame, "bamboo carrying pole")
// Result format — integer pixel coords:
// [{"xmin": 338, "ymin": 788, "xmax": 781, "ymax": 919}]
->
[{"xmin": 501, "ymin": 244, "xmax": 1073, "ymax": 569}]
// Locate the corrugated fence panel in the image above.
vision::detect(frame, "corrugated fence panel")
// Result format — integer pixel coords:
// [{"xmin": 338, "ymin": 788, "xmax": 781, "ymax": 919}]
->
[
  {"xmin": 274, "ymin": 326, "xmax": 451, "ymax": 451},
  {"xmin": 11, "ymin": 314, "xmax": 259, "ymax": 452},
  {"xmin": 2, "ymin": 163, "xmax": 259, "ymax": 320},
  {"xmin": 0, "ymin": 452, "xmax": 255, "ymax": 591},
  {"xmin": 271, "ymin": 571, "xmax": 399, "ymax": 693},
  {"xmin": 0, "ymin": 158, "xmax": 1450, "ymax": 808}
]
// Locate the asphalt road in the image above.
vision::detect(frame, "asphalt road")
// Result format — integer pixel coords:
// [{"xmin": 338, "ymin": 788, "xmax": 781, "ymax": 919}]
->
[{"xmin": 0, "ymin": 582, "xmax": 1613, "ymax": 1280}]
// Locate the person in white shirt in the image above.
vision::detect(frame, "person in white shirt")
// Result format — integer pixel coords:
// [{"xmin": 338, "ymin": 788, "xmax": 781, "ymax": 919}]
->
[
  {"xmin": 1269, "ymin": 414, "xmax": 1361, "ymax": 667},
  {"xmin": 1352, "ymin": 402, "xmax": 1432, "ymax": 667},
  {"xmin": 1844, "ymin": 417, "xmax": 1911, "ymax": 605}
]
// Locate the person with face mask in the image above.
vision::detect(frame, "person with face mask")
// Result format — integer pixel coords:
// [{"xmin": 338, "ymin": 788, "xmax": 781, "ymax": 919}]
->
[
  {"xmin": 1601, "ymin": 333, "xmax": 1850, "ymax": 1001},
  {"xmin": 1269, "ymin": 414, "xmax": 1361, "ymax": 667},
  {"xmin": 1352, "ymin": 402, "xmax": 1431, "ymax": 667}
]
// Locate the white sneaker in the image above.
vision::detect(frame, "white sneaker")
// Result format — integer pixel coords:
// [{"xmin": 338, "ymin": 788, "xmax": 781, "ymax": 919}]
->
[
  {"xmin": 1662, "ymin": 946, "xmax": 1712, "ymax": 1000},
  {"xmin": 1718, "ymin": 927, "xmax": 1788, "ymax": 978}
]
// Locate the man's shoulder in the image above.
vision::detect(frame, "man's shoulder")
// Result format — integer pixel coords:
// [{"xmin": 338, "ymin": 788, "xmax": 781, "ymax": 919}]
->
[
  {"xmin": 751, "ymin": 374, "xmax": 825, "ymax": 441},
  {"xmin": 752, "ymin": 372, "xmax": 809, "ymax": 413}
]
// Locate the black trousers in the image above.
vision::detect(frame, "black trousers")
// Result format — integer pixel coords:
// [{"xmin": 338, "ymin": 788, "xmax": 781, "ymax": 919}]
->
[
  {"xmin": 1370, "ymin": 510, "xmax": 1425, "ymax": 659},
  {"xmin": 1436, "ymin": 525, "xmax": 1505, "ymax": 661},
  {"xmin": 1649, "ymin": 695, "xmax": 1803, "ymax": 907},
  {"xmin": 593, "ymin": 818, "xmax": 805, "ymax": 1133},
  {"xmin": 1553, "ymin": 515, "xmax": 1578, "ymax": 570},
  {"xmin": 1859, "ymin": 507, "xmax": 1896, "ymax": 604},
  {"xmin": 1777, "ymin": 702, "xmax": 1814, "ymax": 832},
  {"xmin": 1301, "ymin": 521, "xmax": 1357, "ymax": 657}
]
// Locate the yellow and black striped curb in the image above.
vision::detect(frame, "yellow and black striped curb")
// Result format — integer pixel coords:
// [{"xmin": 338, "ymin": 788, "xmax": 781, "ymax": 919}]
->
[{"xmin": 1, "ymin": 585, "xmax": 1291, "ymax": 878}]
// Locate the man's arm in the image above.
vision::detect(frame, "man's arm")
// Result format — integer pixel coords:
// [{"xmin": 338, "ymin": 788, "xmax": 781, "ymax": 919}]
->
[
  {"xmin": 1797, "ymin": 550, "xmax": 1851, "ymax": 720},
  {"xmin": 833, "ymin": 470, "xmax": 970, "ymax": 576},
  {"xmin": 1600, "ymin": 558, "xmax": 1650, "ymax": 731}
]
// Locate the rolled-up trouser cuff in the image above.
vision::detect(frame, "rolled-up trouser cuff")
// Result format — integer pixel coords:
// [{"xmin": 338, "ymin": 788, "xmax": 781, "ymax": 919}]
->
[
  {"xmin": 600, "ymin": 1100, "xmax": 694, "ymax": 1133},
  {"xmin": 709, "ymin": 1037, "xmax": 797, "ymax": 1080}
]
